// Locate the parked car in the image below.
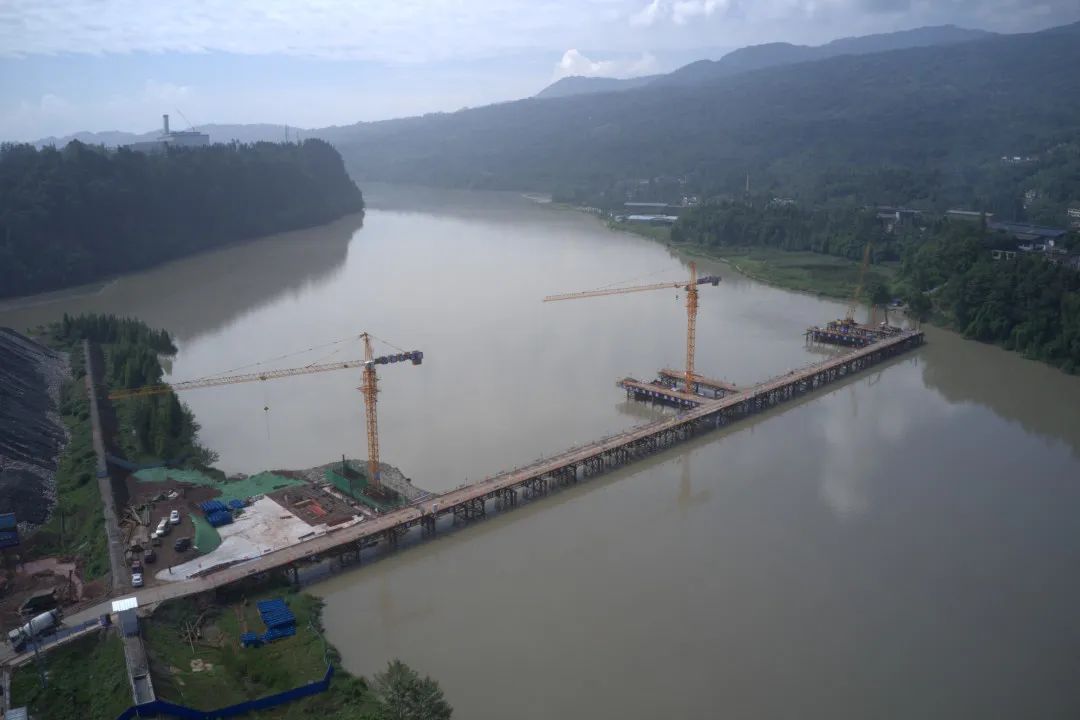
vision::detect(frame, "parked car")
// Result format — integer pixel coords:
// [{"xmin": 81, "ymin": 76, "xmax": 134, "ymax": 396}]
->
[
  {"xmin": 130, "ymin": 559, "xmax": 143, "ymax": 573},
  {"xmin": 169, "ymin": 510, "xmax": 181, "ymax": 525},
  {"xmin": 131, "ymin": 573, "xmax": 144, "ymax": 588},
  {"xmin": 151, "ymin": 534, "xmax": 162, "ymax": 547},
  {"xmin": 173, "ymin": 537, "xmax": 191, "ymax": 552},
  {"xmin": 143, "ymin": 550, "xmax": 157, "ymax": 564}
]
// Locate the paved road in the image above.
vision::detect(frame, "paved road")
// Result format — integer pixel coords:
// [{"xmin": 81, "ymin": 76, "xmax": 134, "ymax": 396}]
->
[
  {"xmin": 84, "ymin": 340, "xmax": 128, "ymax": 594},
  {"xmin": 83, "ymin": 340, "xmax": 155, "ymax": 705}
]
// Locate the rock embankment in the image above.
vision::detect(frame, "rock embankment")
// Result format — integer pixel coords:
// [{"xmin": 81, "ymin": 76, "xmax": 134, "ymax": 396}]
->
[{"xmin": 0, "ymin": 328, "xmax": 70, "ymax": 528}]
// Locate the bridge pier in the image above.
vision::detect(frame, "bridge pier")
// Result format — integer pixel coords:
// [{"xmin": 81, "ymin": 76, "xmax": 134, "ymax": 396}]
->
[
  {"xmin": 496, "ymin": 487, "xmax": 518, "ymax": 509},
  {"xmin": 453, "ymin": 497, "xmax": 487, "ymax": 524},
  {"xmin": 522, "ymin": 476, "xmax": 548, "ymax": 499}
]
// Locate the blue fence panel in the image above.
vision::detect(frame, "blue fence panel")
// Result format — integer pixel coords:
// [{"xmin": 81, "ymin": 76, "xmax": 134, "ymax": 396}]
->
[{"xmin": 117, "ymin": 665, "xmax": 334, "ymax": 720}]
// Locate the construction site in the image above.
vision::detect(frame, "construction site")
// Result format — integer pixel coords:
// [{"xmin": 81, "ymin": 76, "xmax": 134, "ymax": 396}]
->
[{"xmin": 1, "ymin": 251, "xmax": 926, "ymax": 717}]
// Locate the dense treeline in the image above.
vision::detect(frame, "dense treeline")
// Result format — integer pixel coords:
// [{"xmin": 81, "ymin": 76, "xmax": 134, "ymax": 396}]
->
[
  {"xmin": 900, "ymin": 223, "xmax": 1080, "ymax": 372},
  {"xmin": 671, "ymin": 202, "xmax": 899, "ymax": 261},
  {"xmin": 673, "ymin": 202, "xmax": 1080, "ymax": 371},
  {"xmin": 0, "ymin": 139, "xmax": 363, "ymax": 298},
  {"xmin": 58, "ymin": 313, "xmax": 176, "ymax": 354},
  {"xmin": 53, "ymin": 314, "xmax": 213, "ymax": 461}
]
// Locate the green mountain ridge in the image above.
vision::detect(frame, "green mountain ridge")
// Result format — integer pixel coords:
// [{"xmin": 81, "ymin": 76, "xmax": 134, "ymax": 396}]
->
[{"xmin": 326, "ymin": 21, "xmax": 1080, "ymax": 208}]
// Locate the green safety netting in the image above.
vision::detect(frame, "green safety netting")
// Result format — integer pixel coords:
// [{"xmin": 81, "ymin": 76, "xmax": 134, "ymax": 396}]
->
[
  {"xmin": 133, "ymin": 468, "xmax": 303, "ymax": 503},
  {"xmin": 324, "ymin": 462, "xmax": 402, "ymax": 512},
  {"xmin": 190, "ymin": 512, "xmax": 222, "ymax": 553}
]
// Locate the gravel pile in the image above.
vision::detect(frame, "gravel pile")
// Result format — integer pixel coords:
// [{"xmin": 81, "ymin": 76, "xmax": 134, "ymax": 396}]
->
[{"xmin": 0, "ymin": 328, "xmax": 71, "ymax": 531}]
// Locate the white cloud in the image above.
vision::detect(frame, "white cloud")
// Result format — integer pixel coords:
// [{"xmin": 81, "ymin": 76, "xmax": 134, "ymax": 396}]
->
[
  {"xmin": 554, "ymin": 49, "xmax": 658, "ymax": 79},
  {"xmin": 0, "ymin": 0, "xmax": 619, "ymax": 63},
  {"xmin": 143, "ymin": 80, "xmax": 191, "ymax": 105},
  {"xmin": 672, "ymin": 0, "xmax": 731, "ymax": 24},
  {"xmin": 630, "ymin": 0, "xmax": 665, "ymax": 26}
]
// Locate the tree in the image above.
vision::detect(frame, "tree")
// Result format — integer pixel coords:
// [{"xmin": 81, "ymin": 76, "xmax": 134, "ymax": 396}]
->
[
  {"xmin": 869, "ymin": 281, "xmax": 891, "ymax": 309},
  {"xmin": 371, "ymin": 660, "xmax": 452, "ymax": 720},
  {"xmin": 907, "ymin": 291, "xmax": 932, "ymax": 322}
]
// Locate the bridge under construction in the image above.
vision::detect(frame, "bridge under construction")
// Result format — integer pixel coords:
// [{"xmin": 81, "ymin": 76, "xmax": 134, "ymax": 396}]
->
[
  {"xmin": 137, "ymin": 328, "xmax": 926, "ymax": 592},
  {"xmin": 1, "ymin": 326, "xmax": 924, "ymax": 673}
]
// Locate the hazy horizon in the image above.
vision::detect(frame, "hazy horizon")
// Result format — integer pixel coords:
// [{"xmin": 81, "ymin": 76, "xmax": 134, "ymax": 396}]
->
[{"xmin": 2, "ymin": 0, "xmax": 1078, "ymax": 143}]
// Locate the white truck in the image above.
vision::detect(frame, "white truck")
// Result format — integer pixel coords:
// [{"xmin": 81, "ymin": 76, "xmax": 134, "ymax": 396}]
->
[{"xmin": 7, "ymin": 609, "xmax": 61, "ymax": 651}]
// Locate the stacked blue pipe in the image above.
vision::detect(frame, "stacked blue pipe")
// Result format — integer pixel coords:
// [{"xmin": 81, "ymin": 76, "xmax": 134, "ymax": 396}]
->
[
  {"xmin": 206, "ymin": 510, "xmax": 233, "ymax": 527},
  {"xmin": 258, "ymin": 598, "xmax": 296, "ymax": 628},
  {"xmin": 200, "ymin": 500, "xmax": 228, "ymax": 514},
  {"xmin": 241, "ymin": 598, "xmax": 298, "ymax": 647}
]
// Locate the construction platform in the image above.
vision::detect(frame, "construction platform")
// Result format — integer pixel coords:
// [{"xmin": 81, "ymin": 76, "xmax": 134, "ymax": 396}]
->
[
  {"xmin": 806, "ymin": 319, "xmax": 904, "ymax": 348},
  {"xmin": 618, "ymin": 377, "xmax": 703, "ymax": 407},
  {"xmin": 657, "ymin": 369, "xmax": 737, "ymax": 397}
]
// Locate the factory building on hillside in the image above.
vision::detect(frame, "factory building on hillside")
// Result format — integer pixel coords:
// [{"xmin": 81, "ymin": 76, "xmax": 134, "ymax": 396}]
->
[{"xmin": 126, "ymin": 114, "xmax": 209, "ymax": 153}]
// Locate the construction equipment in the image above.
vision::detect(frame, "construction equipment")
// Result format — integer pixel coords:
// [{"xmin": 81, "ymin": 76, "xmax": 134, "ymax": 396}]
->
[
  {"xmin": 845, "ymin": 240, "xmax": 873, "ymax": 324},
  {"xmin": 107, "ymin": 333, "xmax": 423, "ymax": 493},
  {"xmin": 544, "ymin": 262, "xmax": 720, "ymax": 394}
]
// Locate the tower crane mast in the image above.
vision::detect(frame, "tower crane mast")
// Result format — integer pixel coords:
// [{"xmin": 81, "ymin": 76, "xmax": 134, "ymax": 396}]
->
[
  {"xmin": 544, "ymin": 262, "xmax": 720, "ymax": 394},
  {"xmin": 845, "ymin": 240, "xmax": 873, "ymax": 324},
  {"xmin": 108, "ymin": 333, "xmax": 423, "ymax": 493}
]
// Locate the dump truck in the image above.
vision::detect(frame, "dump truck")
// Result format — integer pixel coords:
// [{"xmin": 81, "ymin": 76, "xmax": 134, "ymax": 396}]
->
[{"xmin": 7, "ymin": 609, "xmax": 61, "ymax": 651}]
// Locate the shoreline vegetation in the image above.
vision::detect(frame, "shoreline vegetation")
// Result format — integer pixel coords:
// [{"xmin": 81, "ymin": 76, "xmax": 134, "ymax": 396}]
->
[
  {"xmin": 602, "ymin": 208, "xmax": 1078, "ymax": 373},
  {"xmin": 606, "ymin": 216, "xmax": 881, "ymax": 301},
  {"xmin": 13, "ymin": 588, "xmax": 450, "ymax": 720},
  {"xmin": 13, "ymin": 314, "xmax": 453, "ymax": 719}
]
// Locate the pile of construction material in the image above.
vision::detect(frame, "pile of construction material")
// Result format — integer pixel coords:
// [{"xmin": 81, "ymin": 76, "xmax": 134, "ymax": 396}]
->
[
  {"xmin": 199, "ymin": 500, "xmax": 234, "ymax": 527},
  {"xmin": 241, "ymin": 598, "xmax": 296, "ymax": 647}
]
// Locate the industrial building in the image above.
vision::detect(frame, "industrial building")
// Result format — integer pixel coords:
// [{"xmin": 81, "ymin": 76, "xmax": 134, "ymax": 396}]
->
[{"xmin": 125, "ymin": 114, "xmax": 209, "ymax": 154}]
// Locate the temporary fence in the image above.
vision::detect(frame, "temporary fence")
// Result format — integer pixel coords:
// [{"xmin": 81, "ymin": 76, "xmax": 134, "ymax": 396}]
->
[{"xmin": 115, "ymin": 664, "xmax": 334, "ymax": 720}]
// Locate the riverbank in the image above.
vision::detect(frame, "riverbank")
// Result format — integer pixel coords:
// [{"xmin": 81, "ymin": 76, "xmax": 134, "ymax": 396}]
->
[
  {"xmin": 605, "ymin": 215, "xmax": 893, "ymax": 300},
  {"xmin": 145, "ymin": 590, "xmax": 381, "ymax": 718}
]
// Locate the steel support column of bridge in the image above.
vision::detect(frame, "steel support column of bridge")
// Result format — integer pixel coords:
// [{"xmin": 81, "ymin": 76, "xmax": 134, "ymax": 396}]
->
[
  {"xmin": 384, "ymin": 525, "xmax": 409, "ymax": 549},
  {"xmin": 453, "ymin": 497, "xmax": 487, "ymax": 524},
  {"xmin": 495, "ymin": 487, "xmax": 518, "ymax": 509},
  {"xmin": 553, "ymin": 465, "xmax": 577, "ymax": 487},
  {"xmin": 522, "ymin": 475, "xmax": 548, "ymax": 499}
]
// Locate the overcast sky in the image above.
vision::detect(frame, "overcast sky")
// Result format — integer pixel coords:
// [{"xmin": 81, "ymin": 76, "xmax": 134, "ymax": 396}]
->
[{"xmin": 1, "ymin": 0, "xmax": 1077, "ymax": 142}]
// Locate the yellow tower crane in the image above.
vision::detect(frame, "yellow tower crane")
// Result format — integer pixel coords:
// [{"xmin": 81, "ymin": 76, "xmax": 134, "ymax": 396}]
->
[
  {"xmin": 107, "ymin": 333, "xmax": 423, "ymax": 493},
  {"xmin": 844, "ymin": 240, "xmax": 873, "ymax": 325},
  {"xmin": 543, "ymin": 262, "xmax": 720, "ymax": 394}
]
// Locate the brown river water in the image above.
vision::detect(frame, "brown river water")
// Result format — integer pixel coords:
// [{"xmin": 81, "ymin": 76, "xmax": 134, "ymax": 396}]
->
[{"xmin": 3, "ymin": 186, "xmax": 1080, "ymax": 719}]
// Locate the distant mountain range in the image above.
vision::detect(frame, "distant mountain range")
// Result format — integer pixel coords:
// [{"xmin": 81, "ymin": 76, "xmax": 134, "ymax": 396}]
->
[
  {"xmin": 536, "ymin": 24, "xmax": 994, "ymax": 98},
  {"xmin": 321, "ymin": 20, "xmax": 1080, "ymax": 205},
  {"xmin": 28, "ymin": 21, "xmax": 1080, "ymax": 213}
]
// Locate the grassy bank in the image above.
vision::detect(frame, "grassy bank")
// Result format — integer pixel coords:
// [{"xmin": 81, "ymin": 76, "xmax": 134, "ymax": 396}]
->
[
  {"xmin": 11, "ymin": 632, "xmax": 131, "ymax": 720},
  {"xmin": 598, "ymin": 213, "xmax": 890, "ymax": 300},
  {"xmin": 146, "ymin": 591, "xmax": 381, "ymax": 719},
  {"xmin": 677, "ymin": 245, "xmax": 895, "ymax": 300},
  {"xmin": 608, "ymin": 220, "xmax": 672, "ymax": 243}
]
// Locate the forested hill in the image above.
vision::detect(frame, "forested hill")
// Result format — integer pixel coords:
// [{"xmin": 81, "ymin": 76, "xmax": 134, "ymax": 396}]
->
[
  {"xmin": 535, "ymin": 24, "xmax": 992, "ymax": 98},
  {"xmin": 331, "ymin": 21, "xmax": 1080, "ymax": 207},
  {"xmin": 0, "ymin": 139, "xmax": 363, "ymax": 298}
]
